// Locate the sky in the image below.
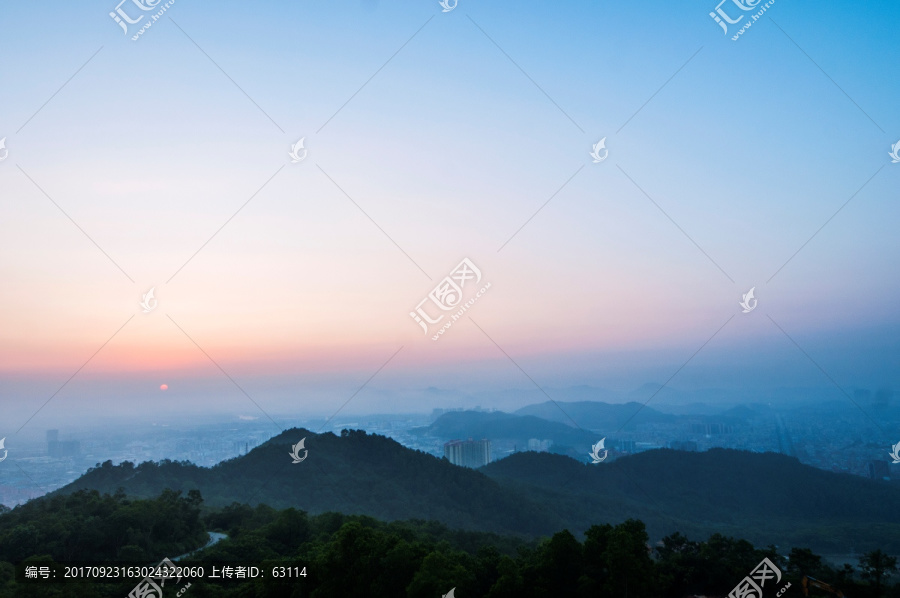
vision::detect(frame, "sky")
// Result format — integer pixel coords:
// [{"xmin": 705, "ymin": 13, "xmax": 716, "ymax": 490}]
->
[{"xmin": 0, "ymin": 1, "xmax": 899, "ymax": 431}]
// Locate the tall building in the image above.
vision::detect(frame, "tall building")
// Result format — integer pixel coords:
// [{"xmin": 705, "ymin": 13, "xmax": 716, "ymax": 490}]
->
[{"xmin": 444, "ymin": 439, "xmax": 492, "ymax": 468}]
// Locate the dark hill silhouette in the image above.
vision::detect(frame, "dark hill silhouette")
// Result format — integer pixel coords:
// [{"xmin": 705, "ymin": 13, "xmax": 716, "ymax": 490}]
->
[
  {"xmin": 54, "ymin": 430, "xmax": 900, "ymax": 553},
  {"xmin": 60, "ymin": 428, "xmax": 562, "ymax": 538},
  {"xmin": 482, "ymin": 448, "xmax": 900, "ymax": 552}
]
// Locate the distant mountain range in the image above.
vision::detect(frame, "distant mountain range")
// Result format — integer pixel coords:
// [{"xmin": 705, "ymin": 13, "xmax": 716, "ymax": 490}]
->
[
  {"xmin": 355, "ymin": 383, "xmax": 887, "ymax": 414},
  {"xmin": 412, "ymin": 402, "xmax": 750, "ymax": 457},
  {"xmin": 411, "ymin": 410, "xmax": 597, "ymax": 446},
  {"xmin": 513, "ymin": 400, "xmax": 676, "ymax": 430},
  {"xmin": 56, "ymin": 427, "xmax": 900, "ymax": 554}
]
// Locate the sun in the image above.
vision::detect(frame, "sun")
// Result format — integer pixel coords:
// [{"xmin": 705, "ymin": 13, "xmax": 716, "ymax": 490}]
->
[{"xmin": 160, "ymin": 384, "xmax": 168, "ymax": 391}]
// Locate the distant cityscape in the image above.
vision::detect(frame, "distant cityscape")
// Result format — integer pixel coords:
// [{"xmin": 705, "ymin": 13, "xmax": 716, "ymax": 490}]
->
[{"xmin": 1, "ymin": 401, "xmax": 896, "ymax": 507}]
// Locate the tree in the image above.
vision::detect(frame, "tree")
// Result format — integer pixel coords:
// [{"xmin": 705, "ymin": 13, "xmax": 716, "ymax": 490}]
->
[
  {"xmin": 407, "ymin": 549, "xmax": 474, "ymax": 598},
  {"xmin": 699, "ymin": 533, "xmax": 759, "ymax": 593},
  {"xmin": 603, "ymin": 519, "xmax": 653, "ymax": 598},
  {"xmin": 582, "ymin": 522, "xmax": 613, "ymax": 591},
  {"xmin": 787, "ymin": 547, "xmax": 823, "ymax": 578},
  {"xmin": 860, "ymin": 549, "xmax": 898, "ymax": 595},
  {"xmin": 487, "ymin": 555, "xmax": 525, "ymax": 598},
  {"xmin": 264, "ymin": 508, "xmax": 310, "ymax": 550},
  {"xmin": 655, "ymin": 532, "xmax": 703, "ymax": 598},
  {"xmin": 835, "ymin": 563, "xmax": 854, "ymax": 586},
  {"xmin": 526, "ymin": 529, "xmax": 583, "ymax": 597}
]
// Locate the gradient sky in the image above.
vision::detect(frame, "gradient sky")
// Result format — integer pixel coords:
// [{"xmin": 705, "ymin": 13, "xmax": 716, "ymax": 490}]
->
[{"xmin": 1, "ymin": 1, "xmax": 898, "ymax": 430}]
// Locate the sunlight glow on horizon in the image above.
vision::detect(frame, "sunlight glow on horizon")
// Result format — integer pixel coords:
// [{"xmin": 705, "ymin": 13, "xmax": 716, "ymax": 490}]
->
[{"xmin": 0, "ymin": 1, "xmax": 898, "ymax": 406}]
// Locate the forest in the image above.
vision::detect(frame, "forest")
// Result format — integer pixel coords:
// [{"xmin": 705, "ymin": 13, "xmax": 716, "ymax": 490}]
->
[{"xmin": 0, "ymin": 488, "xmax": 898, "ymax": 598}]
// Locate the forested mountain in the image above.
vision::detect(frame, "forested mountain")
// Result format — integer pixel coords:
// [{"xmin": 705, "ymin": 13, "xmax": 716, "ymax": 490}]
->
[
  {"xmin": 0, "ymin": 489, "xmax": 205, "ymax": 563},
  {"xmin": 51, "ymin": 429, "xmax": 900, "ymax": 554},
  {"xmin": 483, "ymin": 448, "xmax": 900, "ymax": 552},
  {"xmin": 59, "ymin": 429, "xmax": 561, "ymax": 537}
]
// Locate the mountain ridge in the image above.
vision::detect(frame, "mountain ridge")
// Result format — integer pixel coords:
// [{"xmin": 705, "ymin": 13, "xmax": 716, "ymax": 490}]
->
[{"xmin": 52, "ymin": 427, "xmax": 900, "ymax": 553}]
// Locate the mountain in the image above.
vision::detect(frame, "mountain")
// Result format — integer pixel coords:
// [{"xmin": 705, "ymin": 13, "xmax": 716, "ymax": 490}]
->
[
  {"xmin": 513, "ymin": 400, "xmax": 676, "ymax": 430},
  {"xmin": 59, "ymin": 429, "xmax": 563, "ymax": 538},
  {"xmin": 54, "ymin": 429, "xmax": 900, "ymax": 553},
  {"xmin": 482, "ymin": 448, "xmax": 900, "ymax": 552},
  {"xmin": 411, "ymin": 410, "xmax": 596, "ymax": 445}
]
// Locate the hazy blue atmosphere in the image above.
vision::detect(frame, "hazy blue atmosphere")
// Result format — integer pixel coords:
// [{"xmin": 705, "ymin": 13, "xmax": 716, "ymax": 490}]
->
[
  {"xmin": 2, "ymin": 2, "xmax": 899, "ymax": 427},
  {"xmin": 0, "ymin": 2, "xmax": 899, "ymax": 596}
]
